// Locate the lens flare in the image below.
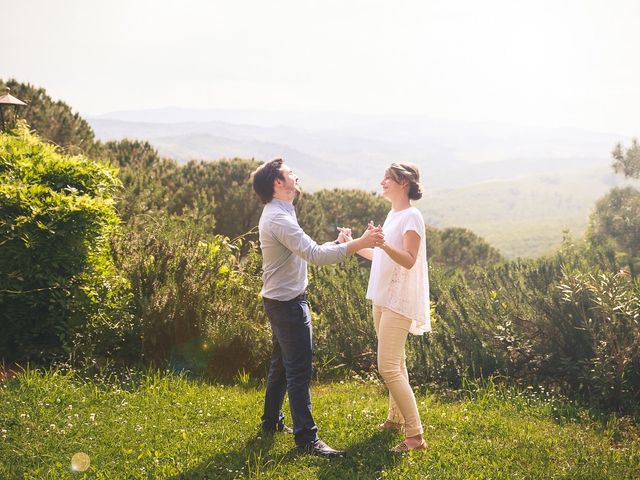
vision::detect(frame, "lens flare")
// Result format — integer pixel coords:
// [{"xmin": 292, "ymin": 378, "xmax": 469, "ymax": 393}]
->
[{"xmin": 71, "ymin": 452, "xmax": 90, "ymax": 472}]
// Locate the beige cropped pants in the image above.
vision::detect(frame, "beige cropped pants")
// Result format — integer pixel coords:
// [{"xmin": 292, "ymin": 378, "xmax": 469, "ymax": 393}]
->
[{"xmin": 373, "ymin": 304, "xmax": 423, "ymax": 438}]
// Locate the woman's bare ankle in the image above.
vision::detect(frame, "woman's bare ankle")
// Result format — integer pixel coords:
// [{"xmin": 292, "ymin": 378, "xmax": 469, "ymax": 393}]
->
[{"xmin": 404, "ymin": 434, "xmax": 423, "ymax": 447}]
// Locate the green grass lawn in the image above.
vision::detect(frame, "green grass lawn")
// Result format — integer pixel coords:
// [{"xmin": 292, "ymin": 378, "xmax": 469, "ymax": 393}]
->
[{"xmin": 1, "ymin": 369, "xmax": 639, "ymax": 479}]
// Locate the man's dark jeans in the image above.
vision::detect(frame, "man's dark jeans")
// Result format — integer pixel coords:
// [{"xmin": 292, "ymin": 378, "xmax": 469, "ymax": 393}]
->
[{"xmin": 261, "ymin": 293, "xmax": 318, "ymax": 447}]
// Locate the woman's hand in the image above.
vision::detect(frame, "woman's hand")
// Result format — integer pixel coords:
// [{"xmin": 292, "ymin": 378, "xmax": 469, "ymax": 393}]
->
[
  {"xmin": 358, "ymin": 223, "xmax": 384, "ymax": 248},
  {"xmin": 340, "ymin": 221, "xmax": 382, "ymax": 259}
]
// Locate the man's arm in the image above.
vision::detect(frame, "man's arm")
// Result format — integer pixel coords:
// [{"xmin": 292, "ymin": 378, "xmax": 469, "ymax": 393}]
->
[
  {"xmin": 272, "ymin": 214, "xmax": 382, "ymax": 265},
  {"xmin": 271, "ymin": 214, "xmax": 347, "ymax": 265},
  {"xmin": 337, "ymin": 226, "xmax": 378, "ymax": 261},
  {"xmin": 345, "ymin": 235, "xmax": 381, "ymax": 256}
]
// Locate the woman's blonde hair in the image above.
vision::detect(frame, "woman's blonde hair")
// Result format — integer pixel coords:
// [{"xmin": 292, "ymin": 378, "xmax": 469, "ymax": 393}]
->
[{"xmin": 386, "ymin": 162, "xmax": 423, "ymax": 200}]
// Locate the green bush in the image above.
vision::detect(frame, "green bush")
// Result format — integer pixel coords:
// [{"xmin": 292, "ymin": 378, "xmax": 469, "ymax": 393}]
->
[
  {"xmin": 557, "ymin": 268, "xmax": 640, "ymax": 410},
  {"xmin": 0, "ymin": 124, "xmax": 126, "ymax": 363},
  {"xmin": 112, "ymin": 217, "xmax": 270, "ymax": 378},
  {"xmin": 304, "ymin": 238, "xmax": 640, "ymax": 412},
  {"xmin": 307, "ymin": 258, "xmax": 377, "ymax": 376}
]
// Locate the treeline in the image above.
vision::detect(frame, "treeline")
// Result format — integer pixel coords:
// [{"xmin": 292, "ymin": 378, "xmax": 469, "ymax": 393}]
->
[{"xmin": 1, "ymin": 80, "xmax": 638, "ymax": 413}]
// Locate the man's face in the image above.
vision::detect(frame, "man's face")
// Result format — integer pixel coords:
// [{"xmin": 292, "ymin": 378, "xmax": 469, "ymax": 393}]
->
[{"xmin": 276, "ymin": 163, "xmax": 300, "ymax": 201}]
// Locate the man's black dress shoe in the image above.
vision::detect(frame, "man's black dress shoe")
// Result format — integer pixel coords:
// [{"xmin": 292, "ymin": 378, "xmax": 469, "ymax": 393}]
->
[
  {"xmin": 261, "ymin": 424, "xmax": 293, "ymax": 435},
  {"xmin": 297, "ymin": 439, "xmax": 346, "ymax": 458},
  {"xmin": 261, "ymin": 420, "xmax": 293, "ymax": 435}
]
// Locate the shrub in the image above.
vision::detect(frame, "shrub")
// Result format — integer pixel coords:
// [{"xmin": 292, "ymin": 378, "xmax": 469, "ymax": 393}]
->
[
  {"xmin": 112, "ymin": 217, "xmax": 270, "ymax": 378},
  {"xmin": 557, "ymin": 268, "xmax": 640, "ymax": 410},
  {"xmin": 307, "ymin": 258, "xmax": 377, "ymax": 375},
  {"xmin": 0, "ymin": 124, "xmax": 125, "ymax": 363}
]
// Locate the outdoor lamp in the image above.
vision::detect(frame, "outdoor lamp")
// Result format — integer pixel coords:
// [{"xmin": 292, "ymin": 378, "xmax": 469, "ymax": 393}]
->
[{"xmin": 0, "ymin": 87, "xmax": 27, "ymax": 131}]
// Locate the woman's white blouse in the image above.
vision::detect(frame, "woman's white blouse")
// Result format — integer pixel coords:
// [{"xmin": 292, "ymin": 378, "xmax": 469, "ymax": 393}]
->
[{"xmin": 366, "ymin": 206, "xmax": 431, "ymax": 335}]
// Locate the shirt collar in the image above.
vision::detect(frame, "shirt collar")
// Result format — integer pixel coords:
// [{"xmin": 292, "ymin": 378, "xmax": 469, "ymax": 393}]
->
[{"xmin": 269, "ymin": 198, "xmax": 295, "ymax": 214}]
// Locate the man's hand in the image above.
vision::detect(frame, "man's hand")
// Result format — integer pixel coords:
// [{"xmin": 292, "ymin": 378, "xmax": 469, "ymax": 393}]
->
[{"xmin": 336, "ymin": 227, "xmax": 352, "ymax": 244}]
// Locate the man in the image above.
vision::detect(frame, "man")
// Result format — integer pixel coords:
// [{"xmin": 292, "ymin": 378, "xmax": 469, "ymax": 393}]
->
[{"xmin": 251, "ymin": 158, "xmax": 384, "ymax": 458}]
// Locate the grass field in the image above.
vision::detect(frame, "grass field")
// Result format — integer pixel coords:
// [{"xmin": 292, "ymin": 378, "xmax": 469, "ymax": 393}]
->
[{"xmin": 1, "ymin": 369, "xmax": 639, "ymax": 479}]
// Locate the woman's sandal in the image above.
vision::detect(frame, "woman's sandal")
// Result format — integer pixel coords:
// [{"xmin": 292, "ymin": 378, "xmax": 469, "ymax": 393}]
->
[
  {"xmin": 390, "ymin": 439, "xmax": 427, "ymax": 453},
  {"xmin": 378, "ymin": 420, "xmax": 404, "ymax": 432}
]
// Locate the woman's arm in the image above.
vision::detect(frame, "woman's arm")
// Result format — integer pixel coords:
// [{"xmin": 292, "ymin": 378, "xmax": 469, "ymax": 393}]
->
[
  {"xmin": 356, "ymin": 248, "xmax": 374, "ymax": 261},
  {"xmin": 380, "ymin": 230, "xmax": 420, "ymax": 269}
]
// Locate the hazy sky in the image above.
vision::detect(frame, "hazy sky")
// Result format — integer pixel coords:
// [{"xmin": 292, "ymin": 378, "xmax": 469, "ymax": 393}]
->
[{"xmin": 2, "ymin": 0, "xmax": 639, "ymax": 135}]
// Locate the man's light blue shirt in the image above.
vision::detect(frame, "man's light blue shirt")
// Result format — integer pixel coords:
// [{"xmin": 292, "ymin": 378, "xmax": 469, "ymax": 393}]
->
[{"xmin": 259, "ymin": 198, "xmax": 348, "ymax": 301}]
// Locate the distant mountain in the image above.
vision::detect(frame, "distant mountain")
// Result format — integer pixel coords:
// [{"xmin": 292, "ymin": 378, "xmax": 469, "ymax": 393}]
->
[
  {"xmin": 88, "ymin": 109, "xmax": 631, "ymax": 257},
  {"xmin": 89, "ymin": 110, "xmax": 622, "ymax": 188}
]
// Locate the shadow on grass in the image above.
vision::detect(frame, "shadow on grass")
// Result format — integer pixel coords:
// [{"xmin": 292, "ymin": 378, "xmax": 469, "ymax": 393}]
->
[
  {"xmin": 316, "ymin": 430, "xmax": 401, "ymax": 480},
  {"xmin": 168, "ymin": 430, "xmax": 277, "ymax": 480},
  {"xmin": 169, "ymin": 429, "xmax": 400, "ymax": 479}
]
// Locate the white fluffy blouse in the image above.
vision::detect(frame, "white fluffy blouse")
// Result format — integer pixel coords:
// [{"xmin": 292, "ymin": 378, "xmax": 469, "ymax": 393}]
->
[{"xmin": 366, "ymin": 206, "xmax": 431, "ymax": 335}]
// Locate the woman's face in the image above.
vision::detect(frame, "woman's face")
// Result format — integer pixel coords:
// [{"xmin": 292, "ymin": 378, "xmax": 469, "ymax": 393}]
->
[{"xmin": 380, "ymin": 170, "xmax": 406, "ymax": 200}]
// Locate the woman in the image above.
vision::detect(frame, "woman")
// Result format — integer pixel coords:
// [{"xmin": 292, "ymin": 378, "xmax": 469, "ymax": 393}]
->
[{"xmin": 341, "ymin": 162, "xmax": 430, "ymax": 452}]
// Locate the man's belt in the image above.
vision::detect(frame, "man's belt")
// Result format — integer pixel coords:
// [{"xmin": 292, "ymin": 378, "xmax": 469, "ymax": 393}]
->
[{"xmin": 263, "ymin": 291, "xmax": 306, "ymax": 304}]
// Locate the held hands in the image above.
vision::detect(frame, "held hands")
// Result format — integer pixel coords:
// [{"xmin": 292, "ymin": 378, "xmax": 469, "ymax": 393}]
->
[
  {"xmin": 360, "ymin": 222, "xmax": 384, "ymax": 248},
  {"xmin": 336, "ymin": 222, "xmax": 384, "ymax": 248}
]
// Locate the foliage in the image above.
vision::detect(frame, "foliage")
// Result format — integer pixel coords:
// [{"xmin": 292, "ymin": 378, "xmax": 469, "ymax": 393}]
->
[
  {"xmin": 405, "ymin": 243, "xmax": 640, "ymax": 411},
  {"xmin": 307, "ymin": 258, "xmax": 376, "ymax": 375},
  {"xmin": 297, "ymin": 188, "xmax": 389, "ymax": 242},
  {"xmin": 111, "ymin": 217, "xmax": 270, "ymax": 378},
  {"xmin": 428, "ymin": 226, "xmax": 504, "ymax": 272},
  {"xmin": 5, "ymin": 81, "xmax": 640, "ymax": 417},
  {"xmin": 0, "ymin": 125, "xmax": 125, "ymax": 363},
  {"xmin": 177, "ymin": 158, "xmax": 263, "ymax": 240},
  {"xmin": 587, "ymin": 186, "xmax": 640, "ymax": 265},
  {"xmin": 586, "ymin": 137, "xmax": 640, "ymax": 268},
  {"xmin": 2, "ymin": 369, "xmax": 639, "ymax": 479},
  {"xmin": 98, "ymin": 139, "xmax": 180, "ymax": 224},
  {"xmin": 557, "ymin": 269, "xmax": 640, "ymax": 410},
  {"xmin": 0, "ymin": 79, "xmax": 98, "ymax": 156},
  {"xmin": 612, "ymin": 138, "xmax": 640, "ymax": 179}
]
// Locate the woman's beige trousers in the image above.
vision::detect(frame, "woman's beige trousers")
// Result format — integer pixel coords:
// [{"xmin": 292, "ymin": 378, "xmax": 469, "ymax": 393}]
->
[{"xmin": 373, "ymin": 304, "xmax": 423, "ymax": 437}]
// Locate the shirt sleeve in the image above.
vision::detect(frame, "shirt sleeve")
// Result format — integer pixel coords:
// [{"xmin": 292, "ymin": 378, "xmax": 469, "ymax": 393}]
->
[
  {"xmin": 271, "ymin": 213, "xmax": 348, "ymax": 265},
  {"xmin": 402, "ymin": 210, "xmax": 425, "ymax": 238}
]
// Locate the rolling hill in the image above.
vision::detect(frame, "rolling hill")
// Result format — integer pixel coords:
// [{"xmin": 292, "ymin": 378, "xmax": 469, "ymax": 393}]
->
[{"xmin": 88, "ymin": 109, "xmax": 632, "ymax": 258}]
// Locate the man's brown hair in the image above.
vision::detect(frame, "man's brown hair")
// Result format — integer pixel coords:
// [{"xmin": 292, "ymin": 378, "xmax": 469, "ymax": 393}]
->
[{"xmin": 251, "ymin": 158, "xmax": 284, "ymax": 204}]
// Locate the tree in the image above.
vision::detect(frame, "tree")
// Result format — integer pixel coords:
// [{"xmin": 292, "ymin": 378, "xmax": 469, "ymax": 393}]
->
[
  {"xmin": 612, "ymin": 138, "xmax": 640, "ymax": 179},
  {"xmin": 432, "ymin": 227, "xmax": 503, "ymax": 271},
  {"xmin": 587, "ymin": 138, "xmax": 640, "ymax": 262},
  {"xmin": 297, "ymin": 188, "xmax": 389, "ymax": 242},
  {"xmin": 99, "ymin": 139, "xmax": 180, "ymax": 223},
  {"xmin": 0, "ymin": 79, "xmax": 97, "ymax": 155},
  {"xmin": 176, "ymin": 158, "xmax": 263, "ymax": 239},
  {"xmin": 588, "ymin": 187, "xmax": 640, "ymax": 256},
  {"xmin": 100, "ymin": 147, "xmax": 264, "ymax": 239}
]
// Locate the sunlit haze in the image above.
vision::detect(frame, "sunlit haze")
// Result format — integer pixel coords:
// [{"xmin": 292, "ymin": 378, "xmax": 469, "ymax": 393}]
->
[{"xmin": 2, "ymin": 0, "xmax": 640, "ymax": 135}]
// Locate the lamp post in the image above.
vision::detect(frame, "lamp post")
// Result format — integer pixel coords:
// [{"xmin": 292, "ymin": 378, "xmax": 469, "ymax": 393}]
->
[{"xmin": 0, "ymin": 87, "xmax": 27, "ymax": 132}]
